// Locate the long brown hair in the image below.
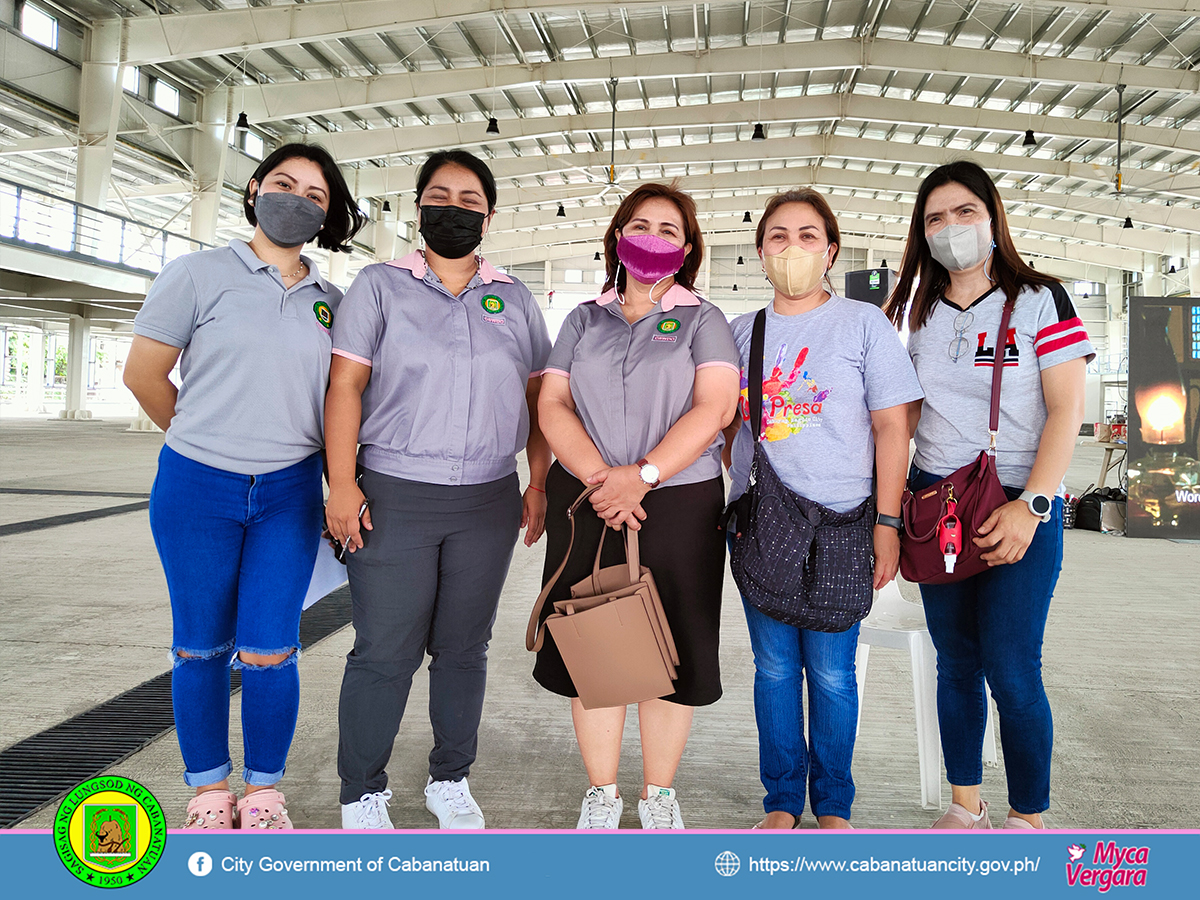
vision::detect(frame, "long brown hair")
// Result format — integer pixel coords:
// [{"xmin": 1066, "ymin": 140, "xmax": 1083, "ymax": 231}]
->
[
  {"xmin": 883, "ymin": 161, "xmax": 1060, "ymax": 330},
  {"xmin": 602, "ymin": 182, "xmax": 704, "ymax": 292}
]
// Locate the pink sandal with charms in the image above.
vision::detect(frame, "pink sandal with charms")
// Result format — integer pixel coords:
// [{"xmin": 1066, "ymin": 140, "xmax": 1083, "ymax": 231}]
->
[
  {"xmin": 238, "ymin": 789, "xmax": 293, "ymax": 830},
  {"xmin": 182, "ymin": 790, "xmax": 238, "ymax": 829}
]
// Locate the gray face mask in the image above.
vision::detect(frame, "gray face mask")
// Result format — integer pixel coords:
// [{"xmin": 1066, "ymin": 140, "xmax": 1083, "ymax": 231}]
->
[
  {"xmin": 253, "ymin": 190, "xmax": 327, "ymax": 248},
  {"xmin": 927, "ymin": 220, "xmax": 993, "ymax": 272}
]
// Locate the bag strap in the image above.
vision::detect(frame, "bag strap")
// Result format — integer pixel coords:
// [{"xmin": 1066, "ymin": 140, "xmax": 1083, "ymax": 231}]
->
[
  {"xmin": 987, "ymin": 298, "xmax": 1016, "ymax": 452},
  {"xmin": 749, "ymin": 307, "xmax": 767, "ymax": 441},
  {"xmin": 526, "ymin": 485, "xmax": 598, "ymax": 651}
]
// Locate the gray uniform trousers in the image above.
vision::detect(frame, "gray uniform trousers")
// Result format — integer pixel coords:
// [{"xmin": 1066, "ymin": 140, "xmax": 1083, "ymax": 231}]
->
[{"xmin": 337, "ymin": 467, "xmax": 522, "ymax": 804}]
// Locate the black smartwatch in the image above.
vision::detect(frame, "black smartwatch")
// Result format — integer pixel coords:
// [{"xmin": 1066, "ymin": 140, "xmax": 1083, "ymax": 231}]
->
[{"xmin": 876, "ymin": 513, "xmax": 903, "ymax": 531}]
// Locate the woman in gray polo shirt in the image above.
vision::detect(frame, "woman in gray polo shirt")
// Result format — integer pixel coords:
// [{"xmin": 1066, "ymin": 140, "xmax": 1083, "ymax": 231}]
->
[
  {"xmin": 123, "ymin": 143, "xmax": 366, "ymax": 830},
  {"xmin": 534, "ymin": 182, "xmax": 740, "ymax": 829},
  {"xmin": 325, "ymin": 150, "xmax": 552, "ymax": 830}
]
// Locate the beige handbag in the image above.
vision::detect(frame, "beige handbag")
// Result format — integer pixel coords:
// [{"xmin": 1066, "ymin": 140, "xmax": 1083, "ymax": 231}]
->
[{"xmin": 526, "ymin": 486, "xmax": 679, "ymax": 710}]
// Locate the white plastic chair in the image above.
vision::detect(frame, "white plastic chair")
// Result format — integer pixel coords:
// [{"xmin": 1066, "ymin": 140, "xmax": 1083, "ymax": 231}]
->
[{"xmin": 854, "ymin": 581, "xmax": 997, "ymax": 810}]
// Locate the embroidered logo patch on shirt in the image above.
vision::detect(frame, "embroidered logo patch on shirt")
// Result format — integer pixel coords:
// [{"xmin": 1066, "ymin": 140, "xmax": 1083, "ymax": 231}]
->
[
  {"xmin": 481, "ymin": 295, "xmax": 505, "ymax": 314},
  {"xmin": 313, "ymin": 300, "xmax": 333, "ymax": 330},
  {"xmin": 657, "ymin": 318, "xmax": 681, "ymax": 334}
]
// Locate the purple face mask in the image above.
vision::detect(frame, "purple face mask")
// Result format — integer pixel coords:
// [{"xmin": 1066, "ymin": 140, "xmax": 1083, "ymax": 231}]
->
[{"xmin": 616, "ymin": 233, "xmax": 686, "ymax": 285}]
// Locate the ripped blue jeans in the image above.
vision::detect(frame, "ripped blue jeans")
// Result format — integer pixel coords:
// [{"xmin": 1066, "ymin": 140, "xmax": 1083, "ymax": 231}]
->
[{"xmin": 149, "ymin": 445, "xmax": 324, "ymax": 787}]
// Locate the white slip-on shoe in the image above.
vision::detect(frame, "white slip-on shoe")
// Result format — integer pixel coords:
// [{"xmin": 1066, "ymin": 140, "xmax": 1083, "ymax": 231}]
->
[
  {"xmin": 577, "ymin": 784, "xmax": 623, "ymax": 829},
  {"xmin": 638, "ymin": 785, "xmax": 684, "ymax": 830},
  {"xmin": 341, "ymin": 789, "xmax": 394, "ymax": 829},
  {"xmin": 424, "ymin": 777, "xmax": 485, "ymax": 829}
]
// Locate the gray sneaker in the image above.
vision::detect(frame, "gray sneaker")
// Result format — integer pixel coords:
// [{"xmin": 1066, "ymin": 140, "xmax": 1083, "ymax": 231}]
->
[
  {"xmin": 638, "ymin": 785, "xmax": 684, "ymax": 829},
  {"xmin": 577, "ymin": 784, "xmax": 622, "ymax": 829}
]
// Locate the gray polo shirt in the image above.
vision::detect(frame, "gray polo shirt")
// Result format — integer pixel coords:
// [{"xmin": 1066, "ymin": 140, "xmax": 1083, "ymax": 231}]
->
[
  {"xmin": 909, "ymin": 282, "xmax": 1095, "ymax": 492},
  {"xmin": 133, "ymin": 239, "xmax": 341, "ymax": 475},
  {"xmin": 544, "ymin": 284, "xmax": 739, "ymax": 488},
  {"xmin": 332, "ymin": 251, "xmax": 552, "ymax": 486}
]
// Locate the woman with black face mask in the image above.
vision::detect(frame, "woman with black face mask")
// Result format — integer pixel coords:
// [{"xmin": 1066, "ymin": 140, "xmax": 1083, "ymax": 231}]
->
[
  {"xmin": 123, "ymin": 144, "xmax": 366, "ymax": 831},
  {"xmin": 325, "ymin": 149, "xmax": 553, "ymax": 830}
]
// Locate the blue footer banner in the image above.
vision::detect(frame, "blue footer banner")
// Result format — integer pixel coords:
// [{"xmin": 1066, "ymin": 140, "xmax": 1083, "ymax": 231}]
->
[{"xmin": 4, "ymin": 828, "xmax": 1196, "ymax": 898}]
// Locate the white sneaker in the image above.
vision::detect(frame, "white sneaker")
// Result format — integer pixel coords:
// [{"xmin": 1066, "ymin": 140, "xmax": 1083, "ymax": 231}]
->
[
  {"xmin": 577, "ymin": 784, "xmax": 623, "ymax": 829},
  {"xmin": 638, "ymin": 785, "xmax": 684, "ymax": 829},
  {"xmin": 424, "ymin": 777, "xmax": 485, "ymax": 829},
  {"xmin": 341, "ymin": 789, "xmax": 394, "ymax": 829}
]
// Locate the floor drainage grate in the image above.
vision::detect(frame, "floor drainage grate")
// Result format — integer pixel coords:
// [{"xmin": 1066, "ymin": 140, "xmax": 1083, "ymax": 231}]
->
[{"xmin": 0, "ymin": 586, "xmax": 352, "ymax": 827}]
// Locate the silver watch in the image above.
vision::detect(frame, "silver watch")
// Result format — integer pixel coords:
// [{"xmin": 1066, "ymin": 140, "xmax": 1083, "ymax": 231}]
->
[
  {"xmin": 1019, "ymin": 490, "xmax": 1052, "ymax": 523},
  {"xmin": 636, "ymin": 458, "xmax": 661, "ymax": 488}
]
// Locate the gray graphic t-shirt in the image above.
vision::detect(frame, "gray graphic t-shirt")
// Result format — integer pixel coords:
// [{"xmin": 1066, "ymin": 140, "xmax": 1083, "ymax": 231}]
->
[{"xmin": 728, "ymin": 295, "xmax": 924, "ymax": 512}]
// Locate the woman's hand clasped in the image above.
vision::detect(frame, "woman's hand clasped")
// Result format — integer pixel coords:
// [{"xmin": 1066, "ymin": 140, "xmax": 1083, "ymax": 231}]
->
[
  {"xmin": 325, "ymin": 482, "xmax": 372, "ymax": 554},
  {"xmin": 586, "ymin": 465, "xmax": 650, "ymax": 531},
  {"xmin": 974, "ymin": 499, "xmax": 1041, "ymax": 565},
  {"xmin": 521, "ymin": 486, "xmax": 547, "ymax": 546}
]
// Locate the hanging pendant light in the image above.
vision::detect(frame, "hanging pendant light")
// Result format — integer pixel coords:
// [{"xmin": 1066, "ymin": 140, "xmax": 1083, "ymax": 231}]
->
[
  {"xmin": 557, "ymin": 204, "xmax": 566, "ymax": 218},
  {"xmin": 382, "ymin": 200, "xmax": 391, "ymax": 213},
  {"xmin": 235, "ymin": 111, "xmax": 250, "ymax": 132},
  {"xmin": 1123, "ymin": 216, "xmax": 1134, "ymax": 229},
  {"xmin": 732, "ymin": 283, "xmax": 739, "ymax": 292},
  {"xmin": 737, "ymin": 256, "xmax": 745, "ymax": 265},
  {"xmin": 751, "ymin": 123, "xmax": 766, "ymax": 141},
  {"xmin": 486, "ymin": 117, "xmax": 500, "ymax": 135},
  {"xmin": 742, "ymin": 211, "xmax": 752, "ymax": 223},
  {"xmin": 1023, "ymin": 129, "xmax": 1036, "ymax": 147},
  {"xmin": 1169, "ymin": 265, "xmax": 1177, "ymax": 274},
  {"xmin": 880, "ymin": 259, "xmax": 888, "ymax": 269},
  {"xmin": 594, "ymin": 251, "xmax": 601, "ymax": 261}
]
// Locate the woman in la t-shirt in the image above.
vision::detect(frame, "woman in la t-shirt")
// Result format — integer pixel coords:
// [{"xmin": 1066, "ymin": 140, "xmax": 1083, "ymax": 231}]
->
[
  {"xmin": 723, "ymin": 189, "xmax": 923, "ymax": 829},
  {"xmin": 124, "ymin": 143, "xmax": 366, "ymax": 830},
  {"xmin": 884, "ymin": 161, "xmax": 1093, "ymax": 830}
]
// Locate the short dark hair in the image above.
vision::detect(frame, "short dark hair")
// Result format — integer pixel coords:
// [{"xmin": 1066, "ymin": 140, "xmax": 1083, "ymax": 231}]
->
[
  {"xmin": 415, "ymin": 150, "xmax": 498, "ymax": 212},
  {"xmin": 243, "ymin": 143, "xmax": 366, "ymax": 253},
  {"xmin": 602, "ymin": 181, "xmax": 705, "ymax": 293},
  {"xmin": 883, "ymin": 160, "xmax": 1060, "ymax": 330}
]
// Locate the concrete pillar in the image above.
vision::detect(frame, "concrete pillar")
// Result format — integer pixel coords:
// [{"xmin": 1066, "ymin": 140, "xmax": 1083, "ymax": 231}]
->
[
  {"xmin": 372, "ymin": 206, "xmax": 398, "ymax": 262},
  {"xmin": 127, "ymin": 404, "xmax": 162, "ymax": 432},
  {"xmin": 327, "ymin": 251, "xmax": 349, "ymax": 289},
  {"xmin": 1190, "ymin": 238, "xmax": 1200, "ymax": 296},
  {"xmin": 76, "ymin": 21, "xmax": 126, "ymax": 210},
  {"xmin": 544, "ymin": 259, "xmax": 553, "ymax": 308},
  {"xmin": 865, "ymin": 245, "xmax": 875, "ymax": 270},
  {"xmin": 702, "ymin": 250, "xmax": 712, "ymax": 296},
  {"xmin": 29, "ymin": 328, "xmax": 47, "ymax": 414},
  {"xmin": 61, "ymin": 314, "xmax": 92, "ymax": 419},
  {"xmin": 1143, "ymin": 253, "xmax": 1163, "ymax": 297},
  {"xmin": 191, "ymin": 88, "xmax": 233, "ymax": 246}
]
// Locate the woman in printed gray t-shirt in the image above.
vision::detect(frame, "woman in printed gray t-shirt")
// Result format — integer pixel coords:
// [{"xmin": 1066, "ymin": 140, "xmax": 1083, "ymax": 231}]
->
[
  {"xmin": 124, "ymin": 144, "xmax": 366, "ymax": 831},
  {"xmin": 884, "ymin": 161, "xmax": 1093, "ymax": 831},
  {"xmin": 723, "ymin": 189, "xmax": 923, "ymax": 831}
]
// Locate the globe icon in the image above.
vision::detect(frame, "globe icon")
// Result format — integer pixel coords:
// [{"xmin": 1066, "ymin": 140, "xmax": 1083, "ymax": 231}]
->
[{"xmin": 714, "ymin": 850, "xmax": 741, "ymax": 877}]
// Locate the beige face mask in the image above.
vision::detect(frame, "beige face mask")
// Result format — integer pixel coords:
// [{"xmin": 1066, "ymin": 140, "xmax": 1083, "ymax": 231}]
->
[{"xmin": 762, "ymin": 244, "xmax": 829, "ymax": 298}]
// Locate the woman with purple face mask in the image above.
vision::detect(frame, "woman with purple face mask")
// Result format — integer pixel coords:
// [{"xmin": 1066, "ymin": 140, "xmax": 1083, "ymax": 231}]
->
[{"xmin": 535, "ymin": 183, "xmax": 740, "ymax": 829}]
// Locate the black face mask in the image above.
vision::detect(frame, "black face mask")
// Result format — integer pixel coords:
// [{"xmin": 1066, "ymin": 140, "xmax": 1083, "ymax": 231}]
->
[{"xmin": 419, "ymin": 204, "xmax": 487, "ymax": 259}]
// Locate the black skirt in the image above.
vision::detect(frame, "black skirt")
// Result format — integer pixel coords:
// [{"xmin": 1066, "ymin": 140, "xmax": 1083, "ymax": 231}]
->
[{"xmin": 532, "ymin": 461, "xmax": 726, "ymax": 707}]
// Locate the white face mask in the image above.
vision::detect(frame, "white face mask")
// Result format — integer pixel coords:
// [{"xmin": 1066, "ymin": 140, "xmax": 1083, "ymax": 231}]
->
[
  {"xmin": 926, "ymin": 219, "xmax": 993, "ymax": 272},
  {"xmin": 762, "ymin": 245, "xmax": 829, "ymax": 298}
]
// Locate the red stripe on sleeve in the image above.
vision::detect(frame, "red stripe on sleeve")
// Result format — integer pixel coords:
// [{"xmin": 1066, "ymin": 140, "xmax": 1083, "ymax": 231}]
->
[
  {"xmin": 1035, "ymin": 316, "xmax": 1084, "ymax": 343},
  {"xmin": 1036, "ymin": 330, "xmax": 1089, "ymax": 357}
]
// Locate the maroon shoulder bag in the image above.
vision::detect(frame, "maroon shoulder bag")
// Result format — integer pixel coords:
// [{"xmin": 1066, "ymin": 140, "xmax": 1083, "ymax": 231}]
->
[{"xmin": 899, "ymin": 298, "xmax": 1014, "ymax": 585}]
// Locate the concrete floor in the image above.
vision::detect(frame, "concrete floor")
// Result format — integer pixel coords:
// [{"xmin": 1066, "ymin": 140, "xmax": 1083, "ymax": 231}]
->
[{"xmin": 2, "ymin": 418, "xmax": 1197, "ymax": 830}]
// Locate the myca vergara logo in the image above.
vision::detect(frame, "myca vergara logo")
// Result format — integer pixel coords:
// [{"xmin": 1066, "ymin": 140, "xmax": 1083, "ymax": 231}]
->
[
  {"xmin": 54, "ymin": 776, "xmax": 166, "ymax": 888},
  {"xmin": 1066, "ymin": 841, "xmax": 1149, "ymax": 892},
  {"xmin": 481, "ymin": 295, "xmax": 505, "ymax": 315},
  {"xmin": 313, "ymin": 300, "xmax": 333, "ymax": 330}
]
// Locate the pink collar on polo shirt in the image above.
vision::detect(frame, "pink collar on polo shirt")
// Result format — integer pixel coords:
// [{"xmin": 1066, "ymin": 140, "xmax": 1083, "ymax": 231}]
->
[
  {"xmin": 386, "ymin": 250, "xmax": 514, "ymax": 284},
  {"xmin": 593, "ymin": 282, "xmax": 701, "ymax": 311}
]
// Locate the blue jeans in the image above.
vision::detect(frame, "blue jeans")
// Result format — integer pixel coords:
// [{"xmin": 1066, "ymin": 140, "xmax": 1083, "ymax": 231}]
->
[
  {"xmin": 910, "ymin": 466, "xmax": 1063, "ymax": 814},
  {"xmin": 729, "ymin": 535, "xmax": 860, "ymax": 819},
  {"xmin": 149, "ymin": 445, "xmax": 324, "ymax": 787}
]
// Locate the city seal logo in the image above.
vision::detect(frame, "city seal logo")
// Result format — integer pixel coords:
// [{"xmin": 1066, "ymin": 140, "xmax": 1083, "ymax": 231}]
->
[
  {"xmin": 657, "ymin": 319, "xmax": 681, "ymax": 334},
  {"xmin": 54, "ymin": 776, "xmax": 166, "ymax": 888},
  {"xmin": 481, "ymin": 295, "xmax": 505, "ymax": 315},
  {"xmin": 313, "ymin": 300, "xmax": 333, "ymax": 330}
]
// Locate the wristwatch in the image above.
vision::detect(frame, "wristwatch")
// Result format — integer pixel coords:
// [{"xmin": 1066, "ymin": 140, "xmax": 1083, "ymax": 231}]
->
[
  {"xmin": 636, "ymin": 458, "xmax": 661, "ymax": 488},
  {"xmin": 876, "ymin": 513, "xmax": 904, "ymax": 532},
  {"xmin": 1019, "ymin": 490, "xmax": 1052, "ymax": 523}
]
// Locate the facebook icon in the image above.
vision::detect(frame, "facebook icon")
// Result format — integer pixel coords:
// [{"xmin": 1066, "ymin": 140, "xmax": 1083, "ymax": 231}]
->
[{"xmin": 188, "ymin": 852, "xmax": 213, "ymax": 877}]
